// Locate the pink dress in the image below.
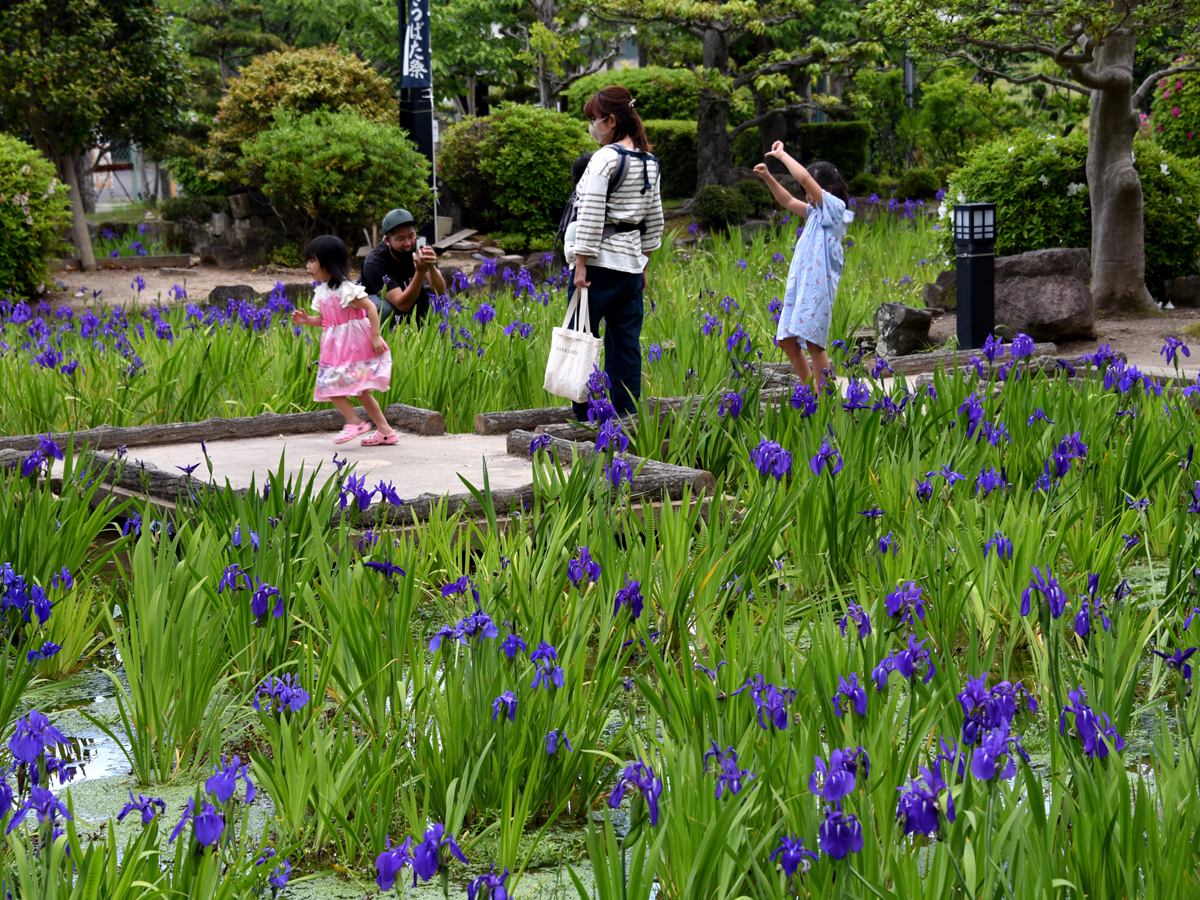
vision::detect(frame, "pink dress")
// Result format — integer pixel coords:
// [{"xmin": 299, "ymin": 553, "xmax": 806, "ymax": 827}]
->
[{"xmin": 312, "ymin": 281, "xmax": 392, "ymax": 400}]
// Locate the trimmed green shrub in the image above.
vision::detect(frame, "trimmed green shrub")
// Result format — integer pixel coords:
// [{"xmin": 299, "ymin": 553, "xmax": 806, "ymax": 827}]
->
[
  {"xmin": 691, "ymin": 184, "xmax": 752, "ymax": 229},
  {"xmin": 643, "ymin": 120, "xmax": 697, "ymax": 199},
  {"xmin": 0, "ymin": 134, "xmax": 72, "ymax": 294},
  {"xmin": 897, "ymin": 167, "xmax": 940, "ymax": 200},
  {"xmin": 734, "ymin": 179, "xmax": 774, "ymax": 216},
  {"xmin": 497, "ymin": 233, "xmax": 526, "ymax": 252},
  {"xmin": 1150, "ymin": 70, "xmax": 1200, "ymax": 160},
  {"xmin": 440, "ymin": 103, "xmax": 591, "ymax": 235},
  {"xmin": 206, "ymin": 48, "xmax": 396, "ymax": 181},
  {"xmin": 847, "ymin": 172, "xmax": 881, "ymax": 197},
  {"xmin": 240, "ymin": 109, "xmax": 431, "ymax": 245},
  {"xmin": 161, "ymin": 196, "xmax": 222, "ymax": 221},
  {"xmin": 527, "ymin": 234, "xmax": 554, "ymax": 252},
  {"xmin": 942, "ymin": 129, "xmax": 1200, "ymax": 292},
  {"xmin": 564, "ymin": 66, "xmax": 755, "ymax": 124},
  {"xmin": 271, "ymin": 244, "xmax": 304, "ymax": 268}
]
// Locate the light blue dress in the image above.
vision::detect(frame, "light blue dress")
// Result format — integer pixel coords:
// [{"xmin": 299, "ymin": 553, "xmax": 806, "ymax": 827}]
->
[{"xmin": 775, "ymin": 193, "xmax": 853, "ymax": 349}]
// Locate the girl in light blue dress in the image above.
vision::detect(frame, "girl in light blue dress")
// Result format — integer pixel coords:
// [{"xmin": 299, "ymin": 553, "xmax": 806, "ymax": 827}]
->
[{"xmin": 755, "ymin": 142, "xmax": 853, "ymax": 389}]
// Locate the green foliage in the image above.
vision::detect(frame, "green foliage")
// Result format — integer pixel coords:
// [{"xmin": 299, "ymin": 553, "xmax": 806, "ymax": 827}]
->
[
  {"xmin": 439, "ymin": 103, "xmax": 591, "ymax": 235},
  {"xmin": 732, "ymin": 127, "xmax": 761, "ymax": 169},
  {"xmin": 848, "ymin": 171, "xmax": 881, "ymax": 196},
  {"xmin": 527, "ymin": 234, "xmax": 555, "ymax": 252},
  {"xmin": 897, "ymin": 166, "xmax": 940, "ymax": 200},
  {"xmin": 0, "ymin": 135, "xmax": 71, "ymax": 293},
  {"xmin": 498, "ymin": 232, "xmax": 527, "ymax": 252},
  {"xmin": 643, "ymin": 119, "xmax": 698, "ymax": 199},
  {"xmin": 943, "ymin": 129, "xmax": 1200, "ymax": 290},
  {"xmin": 240, "ymin": 109, "xmax": 431, "ymax": 245},
  {"xmin": 205, "ymin": 47, "xmax": 397, "ymax": 181},
  {"xmin": 1150, "ymin": 70, "xmax": 1200, "ymax": 160},
  {"xmin": 691, "ymin": 183, "xmax": 752, "ymax": 229},
  {"xmin": 566, "ymin": 67, "xmax": 703, "ymax": 121},
  {"xmin": 161, "ymin": 196, "xmax": 223, "ymax": 222},
  {"xmin": 733, "ymin": 178, "xmax": 774, "ymax": 216},
  {"xmin": 797, "ymin": 121, "xmax": 873, "ymax": 180},
  {"xmin": 913, "ymin": 68, "xmax": 1022, "ymax": 168},
  {"xmin": 164, "ymin": 154, "xmax": 225, "ymax": 199},
  {"xmin": 271, "ymin": 244, "xmax": 304, "ymax": 267}
]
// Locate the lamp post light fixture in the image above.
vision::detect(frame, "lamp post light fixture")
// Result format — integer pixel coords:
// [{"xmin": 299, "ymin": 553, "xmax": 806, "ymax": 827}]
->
[{"xmin": 952, "ymin": 202, "xmax": 997, "ymax": 351}]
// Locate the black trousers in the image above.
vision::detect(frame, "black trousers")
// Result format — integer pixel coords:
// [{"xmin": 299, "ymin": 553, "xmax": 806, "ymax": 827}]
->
[{"xmin": 568, "ymin": 265, "xmax": 644, "ymax": 419}]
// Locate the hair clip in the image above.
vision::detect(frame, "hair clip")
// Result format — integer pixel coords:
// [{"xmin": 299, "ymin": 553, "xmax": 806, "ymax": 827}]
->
[{"xmin": 628, "ymin": 98, "xmax": 637, "ymax": 108}]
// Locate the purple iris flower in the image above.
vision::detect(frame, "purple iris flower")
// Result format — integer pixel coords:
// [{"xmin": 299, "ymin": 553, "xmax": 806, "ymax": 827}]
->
[
  {"xmin": 9, "ymin": 709, "xmax": 69, "ymax": 766},
  {"xmin": 979, "ymin": 420, "xmax": 1010, "ymax": 446},
  {"xmin": 250, "ymin": 578, "xmax": 282, "ymax": 623},
  {"xmin": 595, "ymin": 419, "xmax": 629, "ymax": 453},
  {"xmin": 546, "ymin": 730, "xmax": 573, "ymax": 755},
  {"xmin": 975, "ymin": 465, "xmax": 1010, "ymax": 496},
  {"xmin": 500, "ymin": 633, "xmax": 527, "ymax": 659},
  {"xmin": 751, "ymin": 439, "xmax": 793, "ymax": 480},
  {"xmin": 1151, "ymin": 647, "xmax": 1196, "ymax": 680},
  {"xmin": 192, "ymin": 802, "xmax": 225, "ymax": 846},
  {"xmin": 608, "ymin": 761, "xmax": 663, "ymax": 825},
  {"xmin": 269, "ymin": 860, "xmax": 292, "ymax": 889},
  {"xmin": 718, "ymin": 390, "xmax": 745, "ymax": 419},
  {"xmin": 915, "ymin": 479, "xmax": 933, "ymax": 502},
  {"xmin": 1027, "ymin": 407, "xmax": 1055, "ymax": 426},
  {"xmin": 117, "ymin": 792, "xmax": 166, "ymax": 825},
  {"xmin": 1009, "ymin": 333, "xmax": 1034, "ymax": 358},
  {"xmin": 927, "ymin": 463, "xmax": 965, "ymax": 486},
  {"xmin": 26, "ymin": 641, "xmax": 61, "ymax": 662},
  {"xmin": 885, "ymin": 581, "xmax": 926, "ymax": 624},
  {"xmin": 873, "ymin": 635, "xmax": 937, "ymax": 691},
  {"xmin": 981, "ymin": 334, "xmax": 1005, "ymax": 362},
  {"xmin": 375, "ymin": 481, "xmax": 404, "ymax": 506},
  {"xmin": 1123, "ymin": 533, "xmax": 1141, "ymax": 551},
  {"xmin": 809, "ymin": 747, "xmax": 869, "ymax": 802},
  {"xmin": 364, "ymin": 560, "xmax": 406, "ymax": 579},
  {"xmin": 567, "ymin": 547, "xmax": 601, "ymax": 587},
  {"xmin": 411, "ymin": 822, "xmax": 468, "ymax": 885},
  {"xmin": 878, "ymin": 531, "xmax": 897, "ymax": 554},
  {"xmin": 529, "ymin": 434, "xmax": 554, "ymax": 457},
  {"xmin": 832, "ymin": 673, "xmax": 868, "ymax": 717},
  {"xmin": 791, "ymin": 383, "xmax": 818, "ymax": 417},
  {"xmin": 818, "ymin": 805, "xmax": 863, "ymax": 859},
  {"xmin": 810, "ymin": 437, "xmax": 843, "ymax": 476},
  {"xmin": 859, "ymin": 506, "xmax": 884, "ymax": 519},
  {"xmin": 957, "ymin": 674, "xmax": 1036, "ymax": 746},
  {"xmin": 614, "ymin": 576, "xmax": 644, "ymax": 618},
  {"xmin": 896, "ymin": 764, "xmax": 954, "ymax": 836},
  {"xmin": 206, "ymin": 755, "xmax": 255, "ymax": 804},
  {"xmin": 442, "ymin": 575, "xmax": 481, "ymax": 603},
  {"xmin": 1021, "ymin": 565, "xmax": 1068, "ymax": 618},
  {"xmin": 771, "ymin": 835, "xmax": 818, "ymax": 877},
  {"xmin": 375, "ymin": 836, "xmax": 414, "ymax": 891},
  {"xmin": 491, "ymin": 691, "xmax": 518, "ymax": 722},
  {"xmin": 6, "ymin": 786, "xmax": 72, "ymax": 835},
  {"xmin": 693, "ymin": 660, "xmax": 727, "ymax": 682},
  {"xmin": 1161, "ymin": 336, "xmax": 1191, "ymax": 364},
  {"xmin": 957, "ymin": 393, "xmax": 986, "ymax": 438},
  {"xmin": 838, "ymin": 601, "xmax": 871, "ymax": 638},
  {"xmin": 253, "ymin": 674, "xmax": 310, "ymax": 714},
  {"xmin": 734, "ymin": 675, "xmax": 796, "ymax": 730},
  {"xmin": 704, "ymin": 742, "xmax": 755, "ymax": 798},
  {"xmin": 983, "ymin": 531, "xmax": 1013, "ymax": 560},
  {"xmin": 970, "ymin": 721, "xmax": 1027, "ymax": 781},
  {"xmin": 467, "ymin": 866, "xmax": 510, "ymax": 900},
  {"xmin": 647, "ymin": 342, "xmax": 662, "ymax": 363},
  {"xmin": 530, "ymin": 642, "xmax": 565, "ymax": 690},
  {"xmin": 605, "ymin": 456, "xmax": 634, "ymax": 487},
  {"xmin": 842, "ymin": 378, "xmax": 871, "ymax": 412}
]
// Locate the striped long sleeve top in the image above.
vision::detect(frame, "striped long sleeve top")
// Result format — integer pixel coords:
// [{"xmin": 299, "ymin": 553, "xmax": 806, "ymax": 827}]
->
[{"xmin": 570, "ymin": 144, "xmax": 664, "ymax": 274}]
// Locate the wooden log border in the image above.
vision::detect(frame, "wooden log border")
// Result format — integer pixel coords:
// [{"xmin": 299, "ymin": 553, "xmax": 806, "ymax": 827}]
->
[{"xmin": 0, "ymin": 402, "xmax": 445, "ymax": 453}]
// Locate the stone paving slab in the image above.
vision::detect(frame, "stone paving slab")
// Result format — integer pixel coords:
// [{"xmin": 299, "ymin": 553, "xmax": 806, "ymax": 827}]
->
[{"xmin": 119, "ymin": 431, "xmax": 534, "ymax": 498}]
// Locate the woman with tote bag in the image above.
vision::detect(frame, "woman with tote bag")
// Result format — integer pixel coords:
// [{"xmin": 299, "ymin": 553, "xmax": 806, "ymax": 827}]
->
[{"xmin": 553, "ymin": 85, "xmax": 664, "ymax": 420}]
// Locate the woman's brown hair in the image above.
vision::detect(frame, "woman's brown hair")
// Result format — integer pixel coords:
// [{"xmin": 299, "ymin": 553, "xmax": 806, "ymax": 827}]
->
[{"xmin": 582, "ymin": 86, "xmax": 653, "ymax": 153}]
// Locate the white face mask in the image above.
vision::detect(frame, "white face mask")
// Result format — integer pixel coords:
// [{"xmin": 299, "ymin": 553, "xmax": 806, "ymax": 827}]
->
[{"xmin": 588, "ymin": 118, "xmax": 612, "ymax": 144}]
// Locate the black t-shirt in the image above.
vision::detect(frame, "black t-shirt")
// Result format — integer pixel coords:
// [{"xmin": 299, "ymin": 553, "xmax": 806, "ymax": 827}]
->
[{"xmin": 360, "ymin": 242, "xmax": 431, "ymax": 323}]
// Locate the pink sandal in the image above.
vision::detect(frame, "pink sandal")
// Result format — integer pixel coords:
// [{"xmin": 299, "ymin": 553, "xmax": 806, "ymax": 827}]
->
[
  {"xmin": 361, "ymin": 429, "xmax": 399, "ymax": 446},
  {"xmin": 334, "ymin": 421, "xmax": 372, "ymax": 444}
]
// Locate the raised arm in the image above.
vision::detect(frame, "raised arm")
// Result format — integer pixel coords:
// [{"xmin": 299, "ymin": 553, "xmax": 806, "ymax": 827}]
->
[
  {"xmin": 765, "ymin": 141, "xmax": 823, "ymax": 207},
  {"xmin": 754, "ymin": 164, "xmax": 808, "ymax": 216}
]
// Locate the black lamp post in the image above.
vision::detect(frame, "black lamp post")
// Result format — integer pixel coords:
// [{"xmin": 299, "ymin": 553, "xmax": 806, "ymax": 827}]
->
[{"xmin": 952, "ymin": 202, "xmax": 997, "ymax": 350}]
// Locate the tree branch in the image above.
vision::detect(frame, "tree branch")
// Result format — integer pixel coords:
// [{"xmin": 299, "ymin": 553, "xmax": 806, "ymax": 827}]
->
[
  {"xmin": 732, "ymin": 53, "xmax": 822, "ymax": 89},
  {"xmin": 1133, "ymin": 64, "xmax": 1200, "ymax": 108},
  {"xmin": 728, "ymin": 102, "xmax": 815, "ymax": 138},
  {"xmin": 949, "ymin": 51, "xmax": 1090, "ymax": 95}
]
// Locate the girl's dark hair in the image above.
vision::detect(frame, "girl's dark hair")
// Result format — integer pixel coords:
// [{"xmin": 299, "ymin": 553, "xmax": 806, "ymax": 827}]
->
[
  {"xmin": 807, "ymin": 161, "xmax": 849, "ymax": 206},
  {"xmin": 582, "ymin": 86, "xmax": 653, "ymax": 153},
  {"xmin": 305, "ymin": 234, "xmax": 350, "ymax": 289},
  {"xmin": 571, "ymin": 152, "xmax": 594, "ymax": 186}
]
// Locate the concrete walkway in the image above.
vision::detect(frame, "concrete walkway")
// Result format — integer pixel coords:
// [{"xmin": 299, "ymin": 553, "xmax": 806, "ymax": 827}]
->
[{"xmin": 124, "ymin": 431, "xmax": 534, "ymax": 497}]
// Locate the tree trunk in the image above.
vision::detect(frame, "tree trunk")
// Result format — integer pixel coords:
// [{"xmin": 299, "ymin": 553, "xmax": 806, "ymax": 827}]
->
[
  {"xmin": 75, "ymin": 151, "xmax": 97, "ymax": 214},
  {"xmin": 696, "ymin": 28, "xmax": 733, "ymax": 188},
  {"xmin": 752, "ymin": 35, "xmax": 790, "ymax": 177},
  {"xmin": 61, "ymin": 151, "xmax": 96, "ymax": 271},
  {"xmin": 1087, "ymin": 30, "xmax": 1153, "ymax": 311}
]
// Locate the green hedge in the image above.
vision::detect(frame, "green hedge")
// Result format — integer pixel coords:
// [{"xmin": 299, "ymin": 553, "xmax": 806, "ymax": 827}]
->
[
  {"xmin": 730, "ymin": 121, "xmax": 873, "ymax": 181},
  {"xmin": 0, "ymin": 134, "xmax": 72, "ymax": 294},
  {"xmin": 440, "ymin": 103, "xmax": 591, "ymax": 235},
  {"xmin": 643, "ymin": 119, "xmax": 697, "ymax": 199},
  {"xmin": 943, "ymin": 129, "xmax": 1200, "ymax": 292},
  {"xmin": 1150, "ymin": 71, "xmax": 1200, "ymax": 160},
  {"xmin": 564, "ymin": 66, "xmax": 755, "ymax": 125}
]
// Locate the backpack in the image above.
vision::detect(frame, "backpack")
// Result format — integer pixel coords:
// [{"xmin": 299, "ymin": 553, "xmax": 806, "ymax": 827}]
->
[{"xmin": 553, "ymin": 146, "xmax": 660, "ymax": 269}]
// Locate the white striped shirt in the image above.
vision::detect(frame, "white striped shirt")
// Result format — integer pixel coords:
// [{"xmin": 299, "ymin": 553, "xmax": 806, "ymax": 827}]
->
[{"xmin": 570, "ymin": 144, "xmax": 664, "ymax": 274}]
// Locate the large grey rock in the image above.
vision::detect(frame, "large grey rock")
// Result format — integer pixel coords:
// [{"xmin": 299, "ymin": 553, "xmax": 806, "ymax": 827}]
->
[
  {"xmin": 208, "ymin": 285, "xmax": 259, "ymax": 305},
  {"xmin": 1164, "ymin": 276, "xmax": 1200, "ymax": 308},
  {"xmin": 923, "ymin": 269, "xmax": 956, "ymax": 310},
  {"xmin": 993, "ymin": 248, "xmax": 1095, "ymax": 341},
  {"xmin": 227, "ymin": 194, "xmax": 253, "ymax": 220},
  {"xmin": 874, "ymin": 302, "xmax": 934, "ymax": 358},
  {"xmin": 198, "ymin": 226, "xmax": 284, "ymax": 269},
  {"xmin": 283, "ymin": 282, "xmax": 314, "ymax": 307},
  {"xmin": 165, "ymin": 219, "xmax": 210, "ymax": 253}
]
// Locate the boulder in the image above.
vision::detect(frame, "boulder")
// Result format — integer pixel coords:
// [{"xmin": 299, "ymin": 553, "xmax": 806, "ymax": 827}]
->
[
  {"xmin": 165, "ymin": 219, "xmax": 210, "ymax": 254},
  {"xmin": 994, "ymin": 248, "xmax": 1095, "ymax": 341},
  {"xmin": 874, "ymin": 303, "xmax": 934, "ymax": 358},
  {"xmin": 198, "ymin": 226, "xmax": 284, "ymax": 269},
  {"xmin": 1164, "ymin": 275, "xmax": 1200, "ymax": 308},
  {"xmin": 208, "ymin": 285, "xmax": 260, "ymax": 305},
  {"xmin": 922, "ymin": 269, "xmax": 957, "ymax": 310},
  {"xmin": 227, "ymin": 194, "xmax": 253, "ymax": 220},
  {"xmin": 283, "ymin": 282, "xmax": 314, "ymax": 307}
]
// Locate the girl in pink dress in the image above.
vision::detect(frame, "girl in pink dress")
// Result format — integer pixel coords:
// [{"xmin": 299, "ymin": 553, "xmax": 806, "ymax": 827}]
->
[{"xmin": 291, "ymin": 235, "xmax": 398, "ymax": 445}]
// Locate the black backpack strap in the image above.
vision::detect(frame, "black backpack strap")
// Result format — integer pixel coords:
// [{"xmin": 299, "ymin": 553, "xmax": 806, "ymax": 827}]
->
[{"xmin": 606, "ymin": 150, "xmax": 629, "ymax": 201}]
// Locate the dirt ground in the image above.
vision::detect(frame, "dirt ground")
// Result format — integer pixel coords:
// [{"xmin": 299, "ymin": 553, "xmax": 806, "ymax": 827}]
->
[
  {"xmin": 45, "ymin": 260, "xmax": 313, "ymax": 308},
  {"xmin": 928, "ymin": 306, "xmax": 1200, "ymax": 372}
]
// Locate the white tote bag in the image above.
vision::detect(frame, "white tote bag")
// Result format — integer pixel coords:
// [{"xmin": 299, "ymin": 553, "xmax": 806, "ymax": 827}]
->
[{"xmin": 543, "ymin": 287, "xmax": 603, "ymax": 403}]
